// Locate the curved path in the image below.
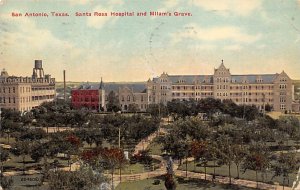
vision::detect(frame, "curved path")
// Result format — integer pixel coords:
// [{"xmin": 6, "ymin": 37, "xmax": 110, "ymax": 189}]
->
[
  {"xmin": 120, "ymin": 124, "xmax": 292, "ymax": 190},
  {"xmin": 1, "ymin": 124, "xmax": 293, "ymax": 190}
]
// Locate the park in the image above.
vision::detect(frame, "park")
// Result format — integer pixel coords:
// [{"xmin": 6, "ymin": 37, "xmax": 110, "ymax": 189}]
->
[{"xmin": 1, "ymin": 98, "xmax": 300, "ymax": 190}]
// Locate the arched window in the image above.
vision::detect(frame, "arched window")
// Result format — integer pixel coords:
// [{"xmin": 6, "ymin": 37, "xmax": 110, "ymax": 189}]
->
[{"xmin": 127, "ymin": 95, "xmax": 130, "ymax": 101}]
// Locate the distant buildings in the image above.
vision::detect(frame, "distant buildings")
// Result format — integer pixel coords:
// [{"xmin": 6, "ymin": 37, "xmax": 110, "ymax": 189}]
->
[
  {"xmin": 71, "ymin": 60, "xmax": 298, "ymax": 113},
  {"xmin": 0, "ymin": 60, "xmax": 55, "ymax": 112},
  {"xmin": 71, "ymin": 79, "xmax": 147, "ymax": 112}
]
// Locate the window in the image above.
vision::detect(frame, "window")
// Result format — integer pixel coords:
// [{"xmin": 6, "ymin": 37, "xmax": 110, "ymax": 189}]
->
[{"xmin": 127, "ymin": 95, "xmax": 130, "ymax": 101}]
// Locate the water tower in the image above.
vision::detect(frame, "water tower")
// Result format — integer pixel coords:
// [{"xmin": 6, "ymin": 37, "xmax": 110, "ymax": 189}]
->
[{"xmin": 32, "ymin": 60, "xmax": 44, "ymax": 79}]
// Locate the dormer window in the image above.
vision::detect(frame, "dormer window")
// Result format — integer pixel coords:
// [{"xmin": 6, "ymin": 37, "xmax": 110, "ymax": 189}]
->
[{"xmin": 256, "ymin": 79, "xmax": 263, "ymax": 83}]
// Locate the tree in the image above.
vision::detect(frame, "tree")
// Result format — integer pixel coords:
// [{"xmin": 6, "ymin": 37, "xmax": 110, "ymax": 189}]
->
[
  {"xmin": 17, "ymin": 128, "xmax": 46, "ymax": 141},
  {"xmin": 243, "ymin": 144, "xmax": 270, "ymax": 188},
  {"xmin": 272, "ymin": 152, "xmax": 299, "ymax": 188},
  {"xmin": 100, "ymin": 148, "xmax": 127, "ymax": 189},
  {"xmin": 106, "ymin": 91, "xmax": 121, "ymax": 112},
  {"xmin": 65, "ymin": 134, "xmax": 81, "ymax": 169},
  {"xmin": 217, "ymin": 135, "xmax": 234, "ymax": 184},
  {"xmin": 146, "ymin": 103, "xmax": 168, "ymax": 118},
  {"xmin": 197, "ymin": 98, "xmax": 222, "ymax": 117},
  {"xmin": 0, "ymin": 147, "xmax": 9, "ymax": 175},
  {"xmin": 128, "ymin": 103, "xmax": 140, "ymax": 113},
  {"xmin": 159, "ymin": 134, "xmax": 187, "ymax": 164},
  {"xmin": 231, "ymin": 144, "xmax": 246, "ymax": 179},
  {"xmin": 48, "ymin": 164, "xmax": 107, "ymax": 190},
  {"xmin": 30, "ymin": 141, "xmax": 53, "ymax": 173},
  {"xmin": 11, "ymin": 140, "xmax": 32, "ymax": 174},
  {"xmin": 190, "ymin": 140, "xmax": 209, "ymax": 180},
  {"xmin": 167, "ymin": 99, "xmax": 197, "ymax": 120}
]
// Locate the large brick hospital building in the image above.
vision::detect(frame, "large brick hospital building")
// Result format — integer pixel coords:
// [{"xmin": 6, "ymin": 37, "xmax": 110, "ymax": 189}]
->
[{"xmin": 72, "ymin": 61, "xmax": 299, "ymax": 113}]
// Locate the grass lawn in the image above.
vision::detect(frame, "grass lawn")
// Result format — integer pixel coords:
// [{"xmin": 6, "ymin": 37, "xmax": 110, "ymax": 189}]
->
[
  {"xmin": 116, "ymin": 176, "xmax": 256, "ymax": 190},
  {"xmin": 178, "ymin": 160, "xmax": 296, "ymax": 187},
  {"xmin": 147, "ymin": 140, "xmax": 163, "ymax": 156},
  {"xmin": 0, "ymin": 136, "xmax": 16, "ymax": 145},
  {"xmin": 103, "ymin": 159, "xmax": 161, "ymax": 175},
  {"xmin": 267, "ymin": 111, "xmax": 300, "ymax": 120},
  {"xmin": 3, "ymin": 153, "xmax": 70, "ymax": 172}
]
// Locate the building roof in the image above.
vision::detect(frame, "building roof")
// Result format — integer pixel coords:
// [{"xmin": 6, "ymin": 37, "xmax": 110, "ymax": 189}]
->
[
  {"xmin": 152, "ymin": 74, "xmax": 278, "ymax": 84},
  {"xmin": 153, "ymin": 75, "xmax": 214, "ymax": 84},
  {"xmin": 231, "ymin": 74, "xmax": 277, "ymax": 83},
  {"xmin": 77, "ymin": 82, "xmax": 147, "ymax": 93}
]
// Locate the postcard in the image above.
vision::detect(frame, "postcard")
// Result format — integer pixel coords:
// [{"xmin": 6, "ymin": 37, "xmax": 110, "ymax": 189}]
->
[{"xmin": 0, "ymin": 1, "xmax": 300, "ymax": 190}]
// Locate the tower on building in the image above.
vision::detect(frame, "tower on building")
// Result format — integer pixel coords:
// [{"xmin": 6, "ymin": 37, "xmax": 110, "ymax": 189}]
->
[{"xmin": 32, "ymin": 60, "xmax": 45, "ymax": 79}]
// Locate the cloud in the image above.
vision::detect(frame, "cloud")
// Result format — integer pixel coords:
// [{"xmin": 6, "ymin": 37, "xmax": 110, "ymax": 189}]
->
[
  {"xmin": 190, "ymin": 0, "xmax": 261, "ymax": 16},
  {"xmin": 0, "ymin": 14, "xmax": 84, "ymax": 76},
  {"xmin": 86, "ymin": 2, "xmax": 122, "ymax": 29},
  {"xmin": 86, "ymin": 5, "xmax": 113, "ymax": 29},
  {"xmin": 257, "ymin": 44, "xmax": 266, "ymax": 49},
  {"xmin": 108, "ymin": 0, "xmax": 123, "ymax": 6},
  {"xmin": 68, "ymin": 0, "xmax": 89, "ymax": 5},
  {"xmin": 224, "ymin": 44, "xmax": 242, "ymax": 51},
  {"xmin": 171, "ymin": 24, "xmax": 261, "ymax": 44},
  {"xmin": 162, "ymin": 0, "xmax": 180, "ymax": 9}
]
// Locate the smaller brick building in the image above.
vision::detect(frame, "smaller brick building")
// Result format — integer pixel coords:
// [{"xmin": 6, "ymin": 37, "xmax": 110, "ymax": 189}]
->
[
  {"xmin": 71, "ymin": 80, "xmax": 104, "ymax": 111},
  {"xmin": 71, "ymin": 89, "xmax": 99, "ymax": 110},
  {"xmin": 71, "ymin": 79, "xmax": 147, "ymax": 112}
]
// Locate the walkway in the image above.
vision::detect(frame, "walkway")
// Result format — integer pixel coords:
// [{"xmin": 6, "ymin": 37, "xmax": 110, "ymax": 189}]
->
[
  {"xmin": 1, "ymin": 123, "xmax": 293, "ymax": 190},
  {"xmin": 119, "ymin": 122, "xmax": 293, "ymax": 190}
]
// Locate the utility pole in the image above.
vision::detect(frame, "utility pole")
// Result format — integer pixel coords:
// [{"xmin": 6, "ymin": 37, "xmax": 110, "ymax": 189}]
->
[
  {"xmin": 0, "ymin": 108, "xmax": 2, "ymax": 132},
  {"xmin": 242, "ymin": 85, "xmax": 246, "ymax": 120},
  {"xmin": 118, "ymin": 127, "xmax": 121, "ymax": 149},
  {"xmin": 118, "ymin": 125, "xmax": 121, "ymax": 184},
  {"xmin": 262, "ymin": 93, "xmax": 266, "ymax": 114},
  {"xmin": 63, "ymin": 70, "xmax": 66, "ymax": 101}
]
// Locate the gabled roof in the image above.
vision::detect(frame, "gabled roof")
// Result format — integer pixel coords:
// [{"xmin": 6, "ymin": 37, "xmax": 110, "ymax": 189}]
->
[
  {"xmin": 153, "ymin": 75, "xmax": 214, "ymax": 84},
  {"xmin": 152, "ymin": 73, "xmax": 278, "ymax": 84},
  {"xmin": 231, "ymin": 74, "xmax": 278, "ymax": 83},
  {"xmin": 77, "ymin": 82, "xmax": 147, "ymax": 93}
]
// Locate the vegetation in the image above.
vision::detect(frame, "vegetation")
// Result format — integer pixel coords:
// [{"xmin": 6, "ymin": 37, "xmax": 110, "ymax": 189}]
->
[
  {"xmin": 48, "ymin": 165, "xmax": 107, "ymax": 190},
  {"xmin": 1, "ymin": 97, "xmax": 300, "ymax": 189},
  {"xmin": 157, "ymin": 99, "xmax": 300, "ymax": 187},
  {"xmin": 0, "ymin": 100, "xmax": 159, "ymax": 189}
]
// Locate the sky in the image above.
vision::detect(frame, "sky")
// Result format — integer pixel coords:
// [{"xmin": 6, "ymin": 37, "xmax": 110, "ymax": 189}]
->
[{"xmin": 0, "ymin": 0, "xmax": 300, "ymax": 82}]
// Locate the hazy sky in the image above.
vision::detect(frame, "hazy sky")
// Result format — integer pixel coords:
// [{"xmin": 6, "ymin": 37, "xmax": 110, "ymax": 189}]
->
[{"xmin": 0, "ymin": 0, "xmax": 300, "ymax": 82}]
